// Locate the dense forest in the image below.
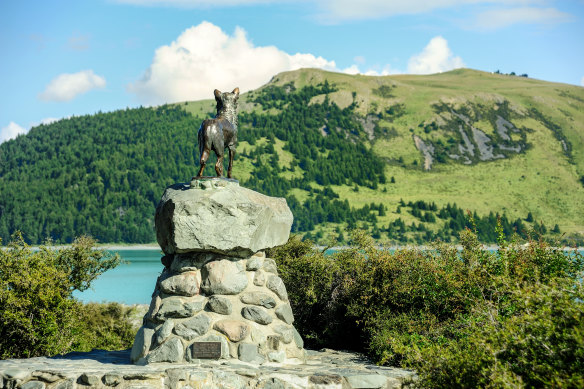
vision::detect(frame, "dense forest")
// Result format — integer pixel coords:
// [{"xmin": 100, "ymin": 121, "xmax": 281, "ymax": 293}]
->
[
  {"xmin": 0, "ymin": 106, "xmax": 198, "ymax": 243},
  {"xmin": 0, "ymin": 76, "xmax": 568, "ymax": 244}
]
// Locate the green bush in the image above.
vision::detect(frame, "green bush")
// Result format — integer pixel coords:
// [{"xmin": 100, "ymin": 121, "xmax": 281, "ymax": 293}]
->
[
  {"xmin": 412, "ymin": 279, "xmax": 584, "ymax": 388},
  {"xmin": 267, "ymin": 236, "xmax": 359, "ymax": 348},
  {"xmin": 0, "ymin": 233, "xmax": 122, "ymax": 358},
  {"xmin": 72, "ymin": 302, "xmax": 139, "ymax": 352},
  {"xmin": 407, "ymin": 234, "xmax": 584, "ymax": 388},
  {"xmin": 270, "ymin": 228, "xmax": 584, "ymax": 388}
]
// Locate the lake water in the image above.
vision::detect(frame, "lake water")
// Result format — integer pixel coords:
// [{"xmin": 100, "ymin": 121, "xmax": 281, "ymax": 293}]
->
[
  {"xmin": 74, "ymin": 248, "xmax": 584, "ymax": 305},
  {"xmin": 73, "ymin": 250, "xmax": 164, "ymax": 305}
]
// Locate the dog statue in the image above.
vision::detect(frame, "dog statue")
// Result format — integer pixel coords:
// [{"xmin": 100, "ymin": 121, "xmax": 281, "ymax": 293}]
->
[{"xmin": 196, "ymin": 87, "xmax": 239, "ymax": 178}]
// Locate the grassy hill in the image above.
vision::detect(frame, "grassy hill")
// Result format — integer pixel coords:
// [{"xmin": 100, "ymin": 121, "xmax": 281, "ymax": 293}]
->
[
  {"xmin": 183, "ymin": 68, "xmax": 584, "ymax": 243},
  {"xmin": 1, "ymin": 68, "xmax": 583, "ymax": 245}
]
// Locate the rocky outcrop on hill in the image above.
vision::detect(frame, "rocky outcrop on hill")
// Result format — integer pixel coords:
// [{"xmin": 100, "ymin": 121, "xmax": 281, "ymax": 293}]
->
[{"xmin": 414, "ymin": 100, "xmax": 528, "ymax": 169}]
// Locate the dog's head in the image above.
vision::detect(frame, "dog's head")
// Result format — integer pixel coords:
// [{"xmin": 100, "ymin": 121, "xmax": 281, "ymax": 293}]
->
[{"xmin": 214, "ymin": 88, "xmax": 239, "ymax": 113}]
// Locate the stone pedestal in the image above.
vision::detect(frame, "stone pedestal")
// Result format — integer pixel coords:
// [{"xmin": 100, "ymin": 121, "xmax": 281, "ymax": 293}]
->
[{"xmin": 131, "ymin": 179, "xmax": 304, "ymax": 365}]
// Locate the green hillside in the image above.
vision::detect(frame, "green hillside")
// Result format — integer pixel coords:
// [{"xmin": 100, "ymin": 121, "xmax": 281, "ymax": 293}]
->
[{"xmin": 1, "ymin": 68, "xmax": 583, "ymax": 244}]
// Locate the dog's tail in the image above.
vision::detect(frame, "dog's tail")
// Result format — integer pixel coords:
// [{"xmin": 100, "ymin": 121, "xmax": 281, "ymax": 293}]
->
[{"xmin": 197, "ymin": 123, "xmax": 205, "ymax": 158}]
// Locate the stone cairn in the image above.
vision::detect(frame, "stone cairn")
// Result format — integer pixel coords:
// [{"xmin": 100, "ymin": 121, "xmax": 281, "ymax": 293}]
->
[{"xmin": 130, "ymin": 178, "xmax": 304, "ymax": 365}]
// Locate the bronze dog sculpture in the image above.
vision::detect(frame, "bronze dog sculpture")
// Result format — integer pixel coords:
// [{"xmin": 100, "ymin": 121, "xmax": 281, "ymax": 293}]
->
[{"xmin": 196, "ymin": 87, "xmax": 239, "ymax": 178}]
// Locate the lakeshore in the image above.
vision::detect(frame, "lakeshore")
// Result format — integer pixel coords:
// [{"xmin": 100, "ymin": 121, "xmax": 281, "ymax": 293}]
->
[
  {"xmin": 72, "ymin": 245, "xmax": 584, "ymax": 305},
  {"xmin": 13, "ymin": 242, "xmax": 584, "ymax": 252}
]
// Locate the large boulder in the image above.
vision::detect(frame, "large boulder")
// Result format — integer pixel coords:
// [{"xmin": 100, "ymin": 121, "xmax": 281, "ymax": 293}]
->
[{"xmin": 155, "ymin": 179, "xmax": 293, "ymax": 257}]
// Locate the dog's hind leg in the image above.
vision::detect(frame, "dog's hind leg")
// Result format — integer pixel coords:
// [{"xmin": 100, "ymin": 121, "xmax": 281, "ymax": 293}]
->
[
  {"xmin": 215, "ymin": 150, "xmax": 224, "ymax": 177},
  {"xmin": 227, "ymin": 145, "xmax": 236, "ymax": 179},
  {"xmin": 197, "ymin": 147, "xmax": 210, "ymax": 177}
]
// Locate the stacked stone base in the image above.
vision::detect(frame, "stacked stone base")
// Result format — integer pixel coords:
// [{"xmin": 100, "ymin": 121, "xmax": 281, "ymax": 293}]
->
[{"xmin": 131, "ymin": 251, "xmax": 304, "ymax": 365}]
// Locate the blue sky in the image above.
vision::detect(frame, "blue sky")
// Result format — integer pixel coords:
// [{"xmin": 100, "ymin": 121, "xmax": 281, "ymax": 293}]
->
[{"xmin": 1, "ymin": 0, "xmax": 583, "ymax": 143}]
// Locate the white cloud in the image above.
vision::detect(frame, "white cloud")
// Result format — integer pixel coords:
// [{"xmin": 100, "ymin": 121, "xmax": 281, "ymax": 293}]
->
[
  {"xmin": 39, "ymin": 70, "xmax": 106, "ymax": 102},
  {"xmin": 342, "ymin": 65, "xmax": 361, "ymax": 75},
  {"xmin": 474, "ymin": 7, "xmax": 572, "ymax": 30},
  {"xmin": 407, "ymin": 36, "xmax": 465, "ymax": 74},
  {"xmin": 581, "ymin": 76, "xmax": 584, "ymax": 87},
  {"xmin": 115, "ymin": 0, "xmax": 274, "ymax": 7},
  {"xmin": 0, "ymin": 122, "xmax": 27, "ymax": 143},
  {"xmin": 128, "ymin": 22, "xmax": 337, "ymax": 105},
  {"xmin": 132, "ymin": 22, "xmax": 463, "ymax": 104},
  {"xmin": 312, "ymin": 0, "xmax": 548, "ymax": 22},
  {"xmin": 343, "ymin": 64, "xmax": 398, "ymax": 76},
  {"xmin": 316, "ymin": 0, "xmax": 457, "ymax": 21},
  {"xmin": 0, "ymin": 118, "xmax": 64, "ymax": 144},
  {"xmin": 129, "ymin": 22, "xmax": 408, "ymax": 104},
  {"xmin": 129, "ymin": 24, "xmax": 470, "ymax": 105}
]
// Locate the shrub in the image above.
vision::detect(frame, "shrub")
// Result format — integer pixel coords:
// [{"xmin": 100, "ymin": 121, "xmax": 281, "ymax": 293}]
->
[
  {"xmin": 270, "ymin": 228, "xmax": 584, "ymax": 388},
  {"xmin": 0, "ymin": 233, "xmax": 121, "ymax": 358},
  {"xmin": 407, "ymin": 234, "xmax": 584, "ymax": 388},
  {"xmin": 72, "ymin": 302, "xmax": 139, "ymax": 352},
  {"xmin": 267, "ymin": 236, "xmax": 360, "ymax": 348},
  {"xmin": 412, "ymin": 279, "xmax": 584, "ymax": 388}
]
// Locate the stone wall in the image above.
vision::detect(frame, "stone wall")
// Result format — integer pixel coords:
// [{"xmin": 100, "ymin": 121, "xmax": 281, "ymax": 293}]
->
[
  {"xmin": 131, "ymin": 251, "xmax": 304, "ymax": 364},
  {"xmin": 132, "ymin": 178, "xmax": 303, "ymax": 365}
]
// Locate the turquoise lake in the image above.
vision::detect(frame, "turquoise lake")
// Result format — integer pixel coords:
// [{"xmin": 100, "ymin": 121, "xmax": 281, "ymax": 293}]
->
[
  {"xmin": 73, "ymin": 249, "xmax": 164, "ymax": 305},
  {"xmin": 74, "ymin": 248, "xmax": 584, "ymax": 305}
]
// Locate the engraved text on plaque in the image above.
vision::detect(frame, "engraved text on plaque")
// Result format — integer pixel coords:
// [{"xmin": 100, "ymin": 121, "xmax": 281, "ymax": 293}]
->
[{"xmin": 191, "ymin": 341, "xmax": 222, "ymax": 359}]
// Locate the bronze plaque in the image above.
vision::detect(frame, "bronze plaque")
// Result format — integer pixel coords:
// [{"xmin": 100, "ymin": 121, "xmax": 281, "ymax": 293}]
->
[{"xmin": 191, "ymin": 341, "xmax": 222, "ymax": 359}]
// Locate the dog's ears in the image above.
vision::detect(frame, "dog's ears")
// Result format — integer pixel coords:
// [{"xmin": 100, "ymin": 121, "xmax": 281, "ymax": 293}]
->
[{"xmin": 214, "ymin": 88, "xmax": 238, "ymax": 101}]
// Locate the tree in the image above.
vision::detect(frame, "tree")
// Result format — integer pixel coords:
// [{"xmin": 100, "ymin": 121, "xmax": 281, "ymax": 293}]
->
[
  {"xmin": 0, "ymin": 233, "xmax": 121, "ymax": 358},
  {"xmin": 379, "ymin": 204, "xmax": 386, "ymax": 216}
]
